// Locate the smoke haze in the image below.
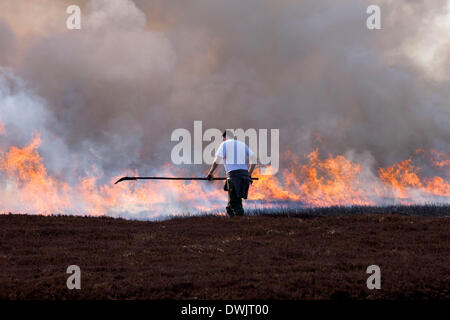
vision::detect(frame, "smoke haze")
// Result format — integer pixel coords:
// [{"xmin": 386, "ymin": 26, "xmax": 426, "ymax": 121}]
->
[{"xmin": 0, "ymin": 0, "xmax": 449, "ymax": 217}]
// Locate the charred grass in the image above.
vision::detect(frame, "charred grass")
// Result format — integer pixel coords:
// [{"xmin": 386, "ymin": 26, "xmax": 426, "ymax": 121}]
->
[{"xmin": 0, "ymin": 207, "xmax": 449, "ymax": 300}]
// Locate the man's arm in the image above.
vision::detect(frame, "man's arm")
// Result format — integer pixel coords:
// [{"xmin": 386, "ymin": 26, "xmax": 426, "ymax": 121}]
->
[
  {"xmin": 249, "ymin": 163, "xmax": 256, "ymax": 176},
  {"xmin": 248, "ymin": 148, "xmax": 257, "ymax": 176},
  {"xmin": 208, "ymin": 141, "xmax": 224, "ymax": 180},
  {"xmin": 206, "ymin": 161, "xmax": 218, "ymax": 180}
]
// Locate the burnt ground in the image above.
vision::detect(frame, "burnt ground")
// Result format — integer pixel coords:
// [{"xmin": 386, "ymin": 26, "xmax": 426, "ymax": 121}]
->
[{"xmin": 0, "ymin": 212, "xmax": 449, "ymax": 300}]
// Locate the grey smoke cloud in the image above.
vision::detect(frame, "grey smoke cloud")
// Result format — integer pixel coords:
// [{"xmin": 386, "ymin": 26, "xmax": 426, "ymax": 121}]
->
[
  {"xmin": 0, "ymin": 21, "xmax": 16, "ymax": 66},
  {"xmin": 0, "ymin": 0, "xmax": 449, "ymax": 182}
]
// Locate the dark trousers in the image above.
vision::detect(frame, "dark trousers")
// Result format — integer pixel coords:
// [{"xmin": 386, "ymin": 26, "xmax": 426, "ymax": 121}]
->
[{"xmin": 226, "ymin": 179, "xmax": 244, "ymax": 217}]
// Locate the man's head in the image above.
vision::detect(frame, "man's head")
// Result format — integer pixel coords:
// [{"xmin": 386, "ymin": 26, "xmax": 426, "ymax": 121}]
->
[{"xmin": 222, "ymin": 130, "xmax": 234, "ymax": 141}]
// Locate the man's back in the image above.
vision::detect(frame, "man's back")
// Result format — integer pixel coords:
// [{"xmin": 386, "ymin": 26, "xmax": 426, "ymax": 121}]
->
[{"xmin": 215, "ymin": 139, "xmax": 254, "ymax": 173}]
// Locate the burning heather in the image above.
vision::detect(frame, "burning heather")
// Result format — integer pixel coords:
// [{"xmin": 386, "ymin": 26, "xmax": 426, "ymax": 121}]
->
[
  {"xmin": 0, "ymin": 0, "xmax": 450, "ymax": 219},
  {"xmin": 0, "ymin": 129, "xmax": 448, "ymax": 218}
]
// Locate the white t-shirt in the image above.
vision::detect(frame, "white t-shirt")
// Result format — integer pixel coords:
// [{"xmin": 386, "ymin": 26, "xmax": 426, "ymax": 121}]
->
[{"xmin": 215, "ymin": 139, "xmax": 254, "ymax": 173}]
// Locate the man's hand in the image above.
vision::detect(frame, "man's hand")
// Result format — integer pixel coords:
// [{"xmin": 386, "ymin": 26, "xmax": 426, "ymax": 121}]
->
[{"xmin": 207, "ymin": 161, "xmax": 218, "ymax": 181}]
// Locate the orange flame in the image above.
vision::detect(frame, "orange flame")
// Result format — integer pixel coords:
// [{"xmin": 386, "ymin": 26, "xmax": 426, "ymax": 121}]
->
[
  {"xmin": 251, "ymin": 149, "xmax": 374, "ymax": 206},
  {"xmin": 0, "ymin": 133, "xmax": 71, "ymax": 214},
  {"xmin": 0, "ymin": 133, "xmax": 449, "ymax": 217},
  {"xmin": 380, "ymin": 152, "xmax": 450, "ymax": 198}
]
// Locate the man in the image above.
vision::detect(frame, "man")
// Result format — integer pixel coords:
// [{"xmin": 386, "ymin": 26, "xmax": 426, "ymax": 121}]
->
[{"xmin": 207, "ymin": 130, "xmax": 256, "ymax": 217}]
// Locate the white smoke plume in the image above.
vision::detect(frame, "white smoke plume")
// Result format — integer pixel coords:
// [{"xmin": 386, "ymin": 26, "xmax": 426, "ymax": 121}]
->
[{"xmin": 0, "ymin": 0, "xmax": 449, "ymax": 218}]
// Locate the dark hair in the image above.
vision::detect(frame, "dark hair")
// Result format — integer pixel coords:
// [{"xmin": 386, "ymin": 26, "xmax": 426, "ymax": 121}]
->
[{"xmin": 222, "ymin": 130, "xmax": 234, "ymax": 139}]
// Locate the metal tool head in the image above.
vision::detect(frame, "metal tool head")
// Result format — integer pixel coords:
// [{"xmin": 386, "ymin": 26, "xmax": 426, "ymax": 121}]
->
[{"xmin": 114, "ymin": 177, "xmax": 138, "ymax": 184}]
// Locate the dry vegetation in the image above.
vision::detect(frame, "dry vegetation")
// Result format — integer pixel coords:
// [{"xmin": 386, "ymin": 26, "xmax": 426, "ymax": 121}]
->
[{"xmin": 0, "ymin": 208, "xmax": 449, "ymax": 300}]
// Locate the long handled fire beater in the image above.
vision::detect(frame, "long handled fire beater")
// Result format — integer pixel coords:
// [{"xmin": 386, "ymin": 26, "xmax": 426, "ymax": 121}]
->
[{"xmin": 114, "ymin": 176, "xmax": 259, "ymax": 184}]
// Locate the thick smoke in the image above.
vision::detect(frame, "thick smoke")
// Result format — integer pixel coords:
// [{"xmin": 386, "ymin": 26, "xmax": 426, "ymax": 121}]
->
[{"xmin": 0, "ymin": 0, "xmax": 449, "ymax": 216}]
